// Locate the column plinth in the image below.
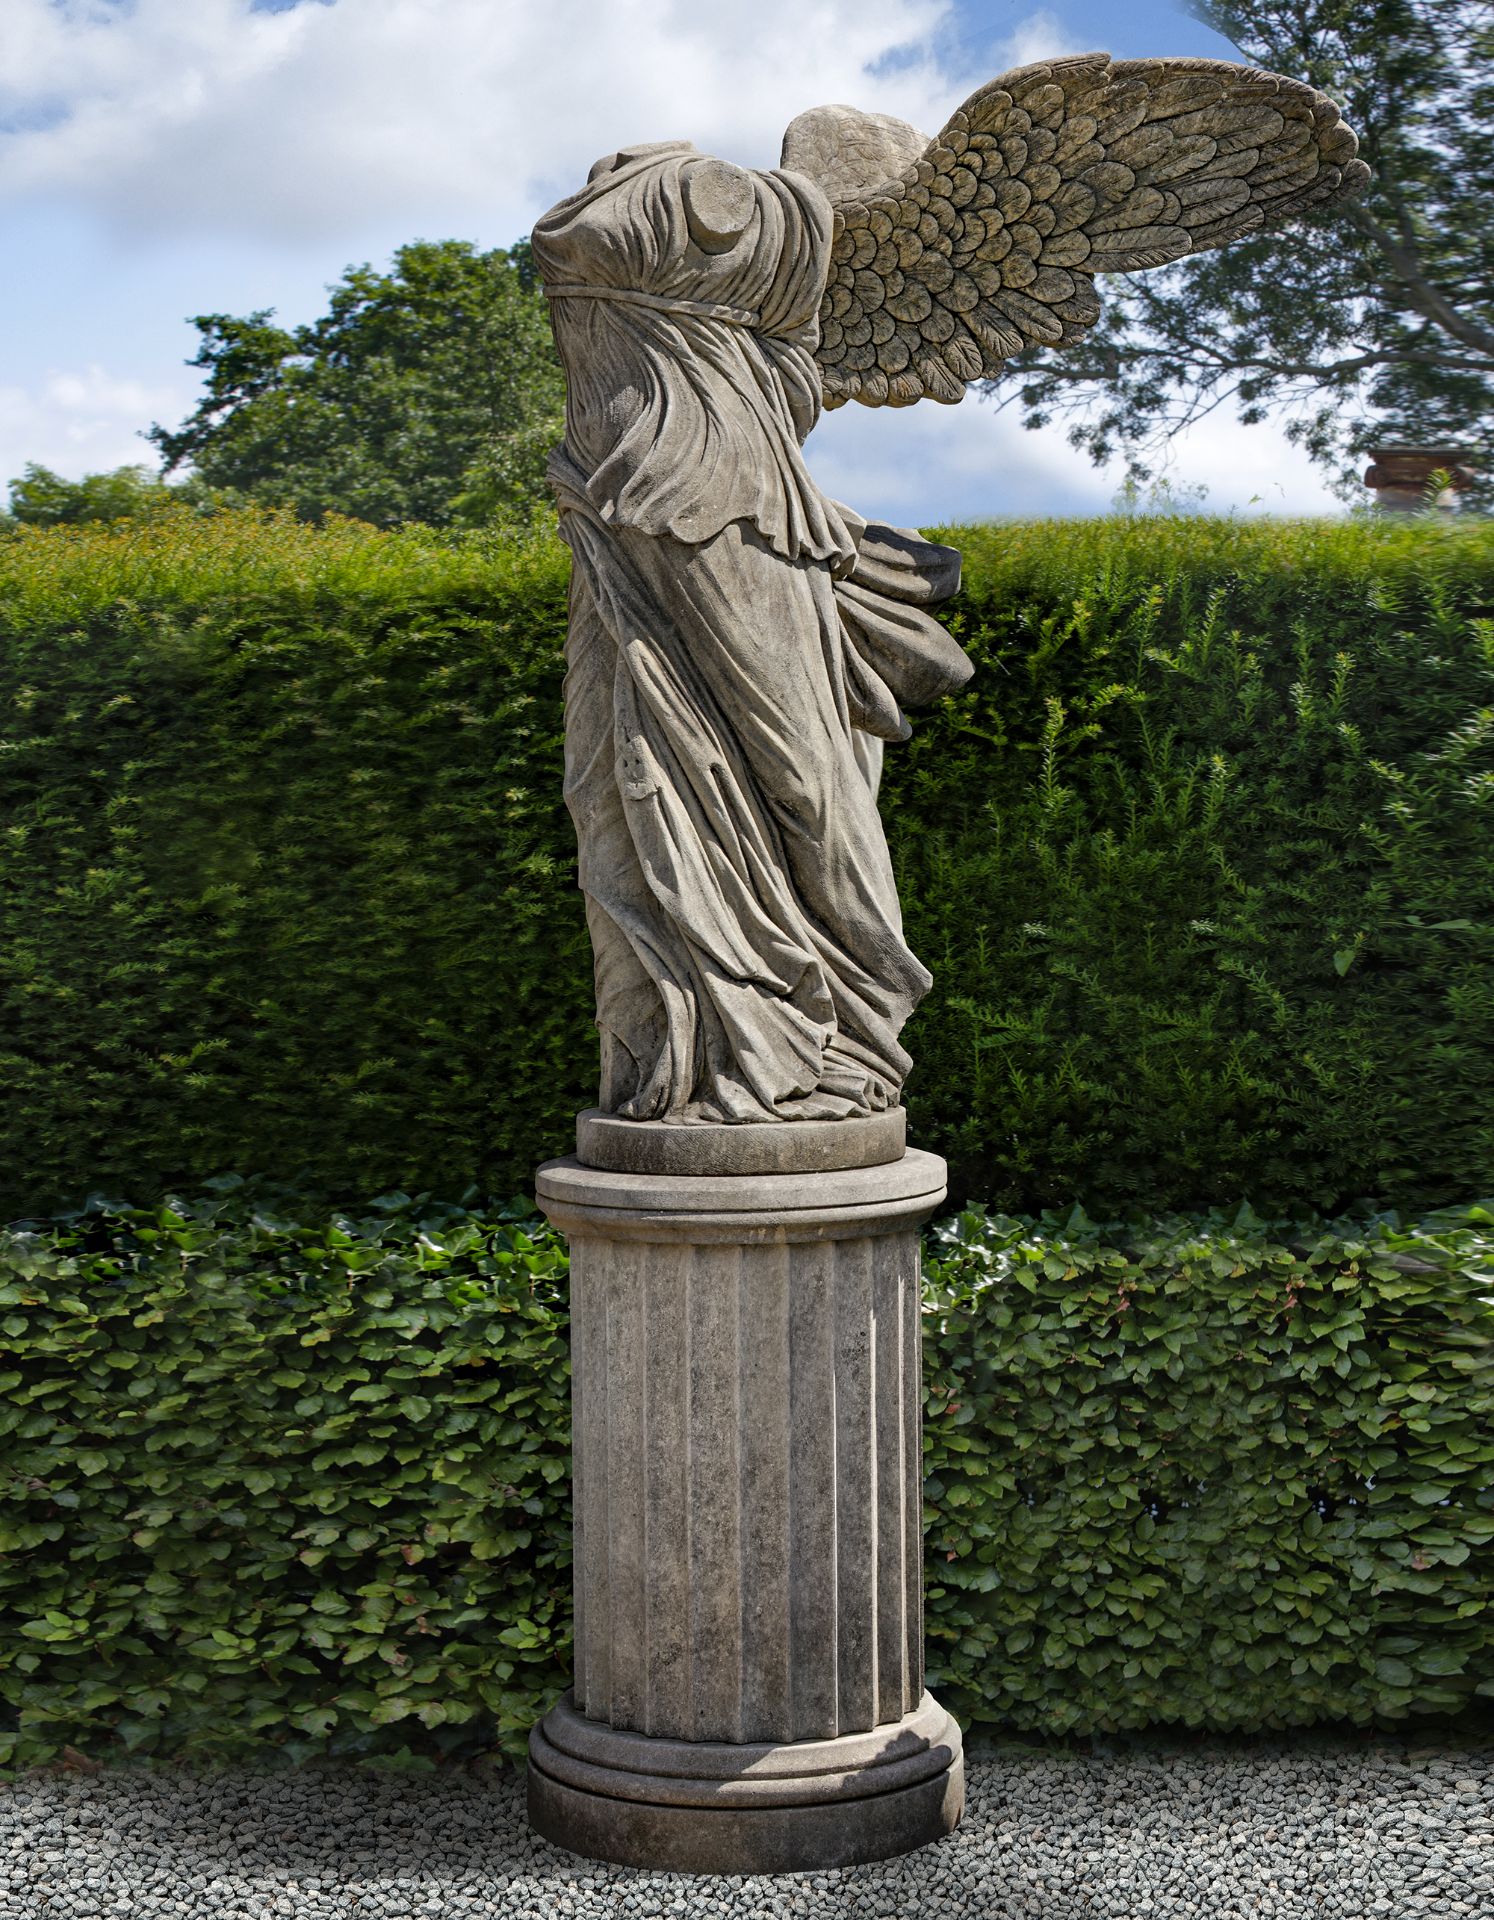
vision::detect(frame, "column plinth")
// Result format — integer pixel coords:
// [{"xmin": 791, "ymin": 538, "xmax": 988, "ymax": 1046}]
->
[{"xmin": 527, "ymin": 1146, "xmax": 963, "ymax": 1874}]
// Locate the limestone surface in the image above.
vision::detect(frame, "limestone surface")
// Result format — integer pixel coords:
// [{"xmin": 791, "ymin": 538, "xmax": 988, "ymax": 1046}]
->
[
  {"xmin": 533, "ymin": 54, "xmax": 1367, "ymax": 1132},
  {"xmin": 574, "ymin": 1106, "xmax": 905, "ymax": 1177},
  {"xmin": 530, "ymin": 1151, "xmax": 955, "ymax": 1867},
  {"xmin": 536, "ymin": 1152, "xmax": 948, "ymax": 1750}
]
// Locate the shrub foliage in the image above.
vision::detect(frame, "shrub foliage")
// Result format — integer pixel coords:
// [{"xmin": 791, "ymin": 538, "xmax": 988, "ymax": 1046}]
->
[
  {"xmin": 890, "ymin": 514, "xmax": 1494, "ymax": 1210},
  {"xmin": 922, "ymin": 1201, "xmax": 1494, "ymax": 1735},
  {"xmin": 1, "ymin": 508, "xmax": 1491, "ymax": 1216},
  {"xmin": 0, "ymin": 511, "xmax": 591, "ymax": 1215},
  {"xmin": 2, "ymin": 1190, "xmax": 1489, "ymax": 1768},
  {"xmin": 0, "ymin": 1187, "xmax": 572, "ymax": 1770}
]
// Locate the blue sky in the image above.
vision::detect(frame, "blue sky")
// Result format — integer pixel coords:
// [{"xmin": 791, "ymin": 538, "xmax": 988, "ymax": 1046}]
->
[{"xmin": 0, "ymin": 0, "xmax": 1342, "ymax": 520}]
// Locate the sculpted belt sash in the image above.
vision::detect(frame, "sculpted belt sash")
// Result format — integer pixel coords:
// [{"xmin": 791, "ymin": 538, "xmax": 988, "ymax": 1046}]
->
[{"xmin": 544, "ymin": 283, "xmax": 761, "ymax": 328}]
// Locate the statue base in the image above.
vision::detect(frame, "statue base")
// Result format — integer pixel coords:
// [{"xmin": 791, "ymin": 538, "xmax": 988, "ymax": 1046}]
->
[
  {"xmin": 575, "ymin": 1104, "xmax": 905, "ymax": 1176},
  {"xmin": 530, "ymin": 1148, "xmax": 960, "ymax": 1874},
  {"xmin": 528, "ymin": 1690, "xmax": 963, "ymax": 1874}
]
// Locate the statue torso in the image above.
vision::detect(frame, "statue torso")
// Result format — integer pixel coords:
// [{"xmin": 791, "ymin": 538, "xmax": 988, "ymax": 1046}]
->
[{"xmin": 533, "ymin": 148, "xmax": 852, "ymax": 562}]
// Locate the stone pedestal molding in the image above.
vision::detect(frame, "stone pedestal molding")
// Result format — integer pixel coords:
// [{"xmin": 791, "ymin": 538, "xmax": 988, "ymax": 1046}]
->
[
  {"xmin": 527, "ymin": 1147, "xmax": 964, "ymax": 1872},
  {"xmin": 1363, "ymin": 444, "xmax": 1478, "ymax": 512},
  {"xmin": 574, "ymin": 1105, "xmax": 906, "ymax": 1178}
]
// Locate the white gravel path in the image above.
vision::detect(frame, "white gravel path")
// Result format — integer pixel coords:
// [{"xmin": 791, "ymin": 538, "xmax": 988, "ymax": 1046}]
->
[{"xmin": 3, "ymin": 1736, "xmax": 1490, "ymax": 1919}]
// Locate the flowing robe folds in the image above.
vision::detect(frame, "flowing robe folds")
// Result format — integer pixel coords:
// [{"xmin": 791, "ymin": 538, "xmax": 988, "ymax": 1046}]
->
[{"xmin": 533, "ymin": 145, "xmax": 971, "ymax": 1124}]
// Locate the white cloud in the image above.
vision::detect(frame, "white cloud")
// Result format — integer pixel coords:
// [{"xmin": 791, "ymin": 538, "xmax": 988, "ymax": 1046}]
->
[
  {"xmin": 0, "ymin": 0, "xmax": 972, "ymax": 244},
  {"xmin": 0, "ymin": 1, "xmax": 1348, "ymax": 516},
  {"xmin": 989, "ymin": 7, "xmax": 1085, "ymax": 73},
  {"xmin": 807, "ymin": 393, "xmax": 1339, "ymax": 525},
  {"xmin": 1136, "ymin": 407, "xmax": 1341, "ymax": 516},
  {"xmin": 0, "ymin": 363, "xmax": 191, "ymax": 483},
  {"xmin": 808, "ymin": 393, "xmax": 1114, "ymax": 524}
]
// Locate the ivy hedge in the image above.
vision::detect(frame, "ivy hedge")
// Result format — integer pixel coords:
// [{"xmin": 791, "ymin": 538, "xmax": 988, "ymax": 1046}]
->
[
  {"xmin": 3, "ymin": 1187, "xmax": 1489, "ymax": 1769},
  {"xmin": 2, "ymin": 508, "xmax": 1492, "ymax": 1219}
]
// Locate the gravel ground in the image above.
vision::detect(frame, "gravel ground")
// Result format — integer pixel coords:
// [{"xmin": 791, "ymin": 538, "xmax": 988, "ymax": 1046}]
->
[{"xmin": 3, "ymin": 1736, "xmax": 1491, "ymax": 1920}]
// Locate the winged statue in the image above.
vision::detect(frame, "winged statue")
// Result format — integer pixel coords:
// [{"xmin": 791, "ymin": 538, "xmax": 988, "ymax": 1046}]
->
[{"xmin": 531, "ymin": 54, "xmax": 1368, "ymax": 1144}]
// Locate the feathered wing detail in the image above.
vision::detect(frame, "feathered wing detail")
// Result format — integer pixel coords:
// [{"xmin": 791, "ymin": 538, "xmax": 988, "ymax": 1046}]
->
[{"xmin": 813, "ymin": 54, "xmax": 1370, "ymax": 409}]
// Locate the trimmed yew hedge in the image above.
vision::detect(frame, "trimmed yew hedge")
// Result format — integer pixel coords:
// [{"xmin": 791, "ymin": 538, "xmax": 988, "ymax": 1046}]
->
[
  {"xmin": 3, "ymin": 1187, "xmax": 1489, "ymax": 1769},
  {"xmin": 2, "ymin": 507, "xmax": 1492, "ymax": 1219},
  {"xmin": 0, "ymin": 512, "xmax": 588, "ymax": 1220}
]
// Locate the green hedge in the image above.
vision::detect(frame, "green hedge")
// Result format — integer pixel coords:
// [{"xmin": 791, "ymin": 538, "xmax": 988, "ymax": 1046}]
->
[
  {"xmin": 922, "ymin": 1202, "xmax": 1494, "ymax": 1733},
  {"xmin": 1, "ymin": 1186, "xmax": 572, "ymax": 1770},
  {"xmin": 0, "ymin": 512, "xmax": 589, "ymax": 1218},
  {"xmin": 3, "ymin": 1188, "xmax": 1489, "ymax": 1768},
  {"xmin": 2, "ymin": 508, "xmax": 1492, "ymax": 1216},
  {"xmin": 894, "ymin": 515, "xmax": 1494, "ymax": 1210}
]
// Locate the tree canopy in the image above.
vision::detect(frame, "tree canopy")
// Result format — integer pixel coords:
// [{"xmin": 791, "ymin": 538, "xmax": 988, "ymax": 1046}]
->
[
  {"xmin": 987, "ymin": 0, "xmax": 1494, "ymax": 493},
  {"xmin": 4, "ymin": 462, "xmax": 202, "ymax": 527},
  {"xmin": 147, "ymin": 239, "xmax": 564, "ymax": 527}
]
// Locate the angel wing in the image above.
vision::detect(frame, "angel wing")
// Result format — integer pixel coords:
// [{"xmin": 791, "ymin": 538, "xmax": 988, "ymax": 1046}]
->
[{"xmin": 801, "ymin": 54, "xmax": 1370, "ymax": 409}]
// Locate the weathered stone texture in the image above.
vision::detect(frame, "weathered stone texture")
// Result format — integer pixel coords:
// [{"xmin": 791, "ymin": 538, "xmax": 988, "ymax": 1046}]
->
[
  {"xmin": 531, "ymin": 59, "xmax": 1366, "ymax": 1135},
  {"xmin": 523, "ymin": 48, "xmax": 1369, "ymax": 1875},
  {"xmin": 537, "ymin": 1152, "xmax": 944, "ymax": 1745},
  {"xmin": 575, "ymin": 1105, "xmax": 905, "ymax": 1177}
]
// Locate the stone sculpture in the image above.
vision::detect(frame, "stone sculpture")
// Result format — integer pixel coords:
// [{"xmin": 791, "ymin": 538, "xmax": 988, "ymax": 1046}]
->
[
  {"xmin": 526, "ymin": 53, "xmax": 1366, "ymax": 1875},
  {"xmin": 531, "ymin": 53, "xmax": 1368, "ymax": 1163}
]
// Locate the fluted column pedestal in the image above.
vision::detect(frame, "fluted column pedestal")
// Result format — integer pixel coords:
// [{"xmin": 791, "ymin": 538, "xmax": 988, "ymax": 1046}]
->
[{"xmin": 527, "ymin": 1148, "xmax": 963, "ymax": 1873}]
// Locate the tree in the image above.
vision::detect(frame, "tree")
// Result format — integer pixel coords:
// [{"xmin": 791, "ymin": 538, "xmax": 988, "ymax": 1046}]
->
[
  {"xmin": 4, "ymin": 462, "xmax": 201, "ymax": 527},
  {"xmin": 985, "ymin": 1, "xmax": 1494, "ymax": 494},
  {"xmin": 148, "ymin": 239, "xmax": 565, "ymax": 527}
]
